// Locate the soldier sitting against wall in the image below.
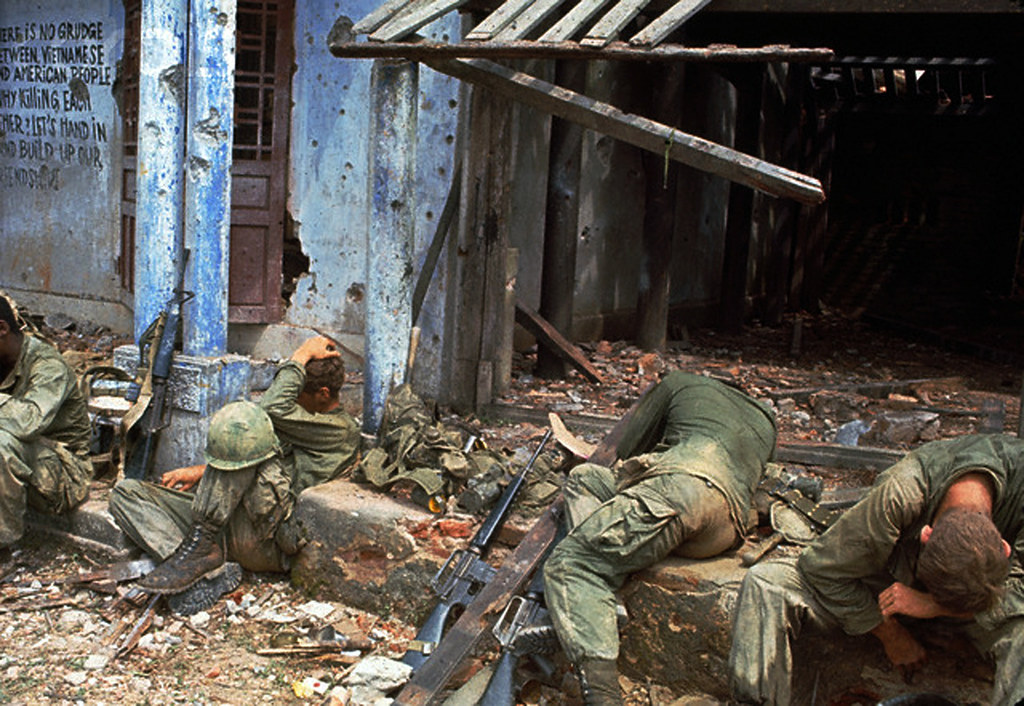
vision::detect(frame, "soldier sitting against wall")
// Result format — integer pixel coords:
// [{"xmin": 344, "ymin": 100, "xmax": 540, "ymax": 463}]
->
[
  {"xmin": 0, "ymin": 293, "xmax": 94, "ymax": 562},
  {"xmin": 109, "ymin": 336, "xmax": 360, "ymax": 614},
  {"xmin": 542, "ymin": 371, "xmax": 778, "ymax": 706}
]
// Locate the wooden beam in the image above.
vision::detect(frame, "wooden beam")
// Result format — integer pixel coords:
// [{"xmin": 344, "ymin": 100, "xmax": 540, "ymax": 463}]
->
[
  {"xmin": 329, "ymin": 37, "xmax": 836, "ymax": 63},
  {"xmin": 353, "ymin": 0, "xmax": 417, "ymax": 34},
  {"xmin": 775, "ymin": 442, "xmax": 902, "ymax": 471},
  {"xmin": 492, "ymin": 0, "xmax": 572, "ymax": 40},
  {"xmin": 515, "ymin": 301, "xmax": 605, "ymax": 383},
  {"xmin": 628, "ymin": 0, "xmax": 712, "ymax": 46},
  {"xmin": 422, "ymin": 56, "xmax": 825, "ymax": 204},
  {"xmin": 466, "ymin": 0, "xmax": 540, "ymax": 40},
  {"xmin": 370, "ymin": 0, "xmax": 470, "ymax": 42},
  {"xmin": 540, "ymin": 0, "xmax": 618, "ymax": 42},
  {"xmin": 580, "ymin": 0, "xmax": 653, "ymax": 48}
]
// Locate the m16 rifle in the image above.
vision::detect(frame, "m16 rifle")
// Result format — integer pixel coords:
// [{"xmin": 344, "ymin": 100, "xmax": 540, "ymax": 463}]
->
[
  {"xmin": 122, "ymin": 250, "xmax": 193, "ymax": 481},
  {"xmin": 402, "ymin": 429, "xmax": 552, "ymax": 672},
  {"xmin": 478, "ymin": 558, "xmax": 555, "ymax": 706}
]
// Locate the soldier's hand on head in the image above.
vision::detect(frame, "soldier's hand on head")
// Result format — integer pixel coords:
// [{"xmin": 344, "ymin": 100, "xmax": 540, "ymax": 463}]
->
[
  {"xmin": 159, "ymin": 464, "xmax": 205, "ymax": 492},
  {"xmin": 292, "ymin": 335, "xmax": 341, "ymax": 365}
]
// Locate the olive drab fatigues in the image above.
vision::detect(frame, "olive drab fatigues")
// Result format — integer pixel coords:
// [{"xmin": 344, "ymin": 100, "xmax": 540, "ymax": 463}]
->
[
  {"xmin": 544, "ymin": 372, "xmax": 777, "ymax": 664},
  {"xmin": 0, "ymin": 335, "xmax": 94, "ymax": 546},
  {"xmin": 729, "ymin": 434, "xmax": 1024, "ymax": 706},
  {"xmin": 110, "ymin": 361, "xmax": 360, "ymax": 572}
]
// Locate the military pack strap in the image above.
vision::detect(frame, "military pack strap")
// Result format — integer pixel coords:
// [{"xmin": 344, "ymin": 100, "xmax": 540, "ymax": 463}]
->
[{"xmin": 768, "ymin": 487, "xmax": 843, "ymax": 531}]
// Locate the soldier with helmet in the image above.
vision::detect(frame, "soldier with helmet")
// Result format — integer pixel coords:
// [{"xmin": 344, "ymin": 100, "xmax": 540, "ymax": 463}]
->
[{"xmin": 109, "ymin": 336, "xmax": 360, "ymax": 613}]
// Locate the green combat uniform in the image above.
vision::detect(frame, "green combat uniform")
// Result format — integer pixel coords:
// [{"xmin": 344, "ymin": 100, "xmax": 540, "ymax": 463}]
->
[
  {"xmin": 0, "ymin": 335, "xmax": 93, "ymax": 547},
  {"xmin": 729, "ymin": 433, "xmax": 1024, "ymax": 706},
  {"xmin": 110, "ymin": 360, "xmax": 360, "ymax": 572},
  {"xmin": 544, "ymin": 371, "xmax": 777, "ymax": 667}
]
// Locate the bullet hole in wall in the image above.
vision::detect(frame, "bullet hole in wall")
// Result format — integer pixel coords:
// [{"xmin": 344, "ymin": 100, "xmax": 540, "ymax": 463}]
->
[{"xmin": 282, "ymin": 213, "xmax": 310, "ymax": 304}]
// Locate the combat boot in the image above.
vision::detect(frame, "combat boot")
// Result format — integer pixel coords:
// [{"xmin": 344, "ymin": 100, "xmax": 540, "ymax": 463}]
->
[
  {"xmin": 576, "ymin": 657, "xmax": 623, "ymax": 706},
  {"xmin": 167, "ymin": 561, "xmax": 242, "ymax": 616},
  {"xmin": 137, "ymin": 521, "xmax": 225, "ymax": 594}
]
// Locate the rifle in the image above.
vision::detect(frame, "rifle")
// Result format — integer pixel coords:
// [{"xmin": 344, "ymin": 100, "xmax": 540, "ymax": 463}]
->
[
  {"xmin": 401, "ymin": 429, "xmax": 552, "ymax": 672},
  {"xmin": 478, "ymin": 555, "xmax": 554, "ymax": 706},
  {"xmin": 122, "ymin": 250, "xmax": 193, "ymax": 481},
  {"xmin": 394, "ymin": 382, "xmax": 655, "ymax": 705}
]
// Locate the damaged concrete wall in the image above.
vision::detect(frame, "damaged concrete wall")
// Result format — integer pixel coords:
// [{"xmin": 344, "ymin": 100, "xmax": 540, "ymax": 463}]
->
[
  {"xmin": 285, "ymin": 2, "xmax": 460, "ymax": 398},
  {"xmin": 0, "ymin": 0, "xmax": 129, "ymax": 331}
]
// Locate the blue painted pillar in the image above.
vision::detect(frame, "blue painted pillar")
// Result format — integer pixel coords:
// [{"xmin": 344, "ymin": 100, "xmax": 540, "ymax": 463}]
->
[
  {"xmin": 134, "ymin": 0, "xmax": 188, "ymax": 339},
  {"xmin": 364, "ymin": 60, "xmax": 418, "ymax": 436},
  {"xmin": 183, "ymin": 0, "xmax": 236, "ymax": 356}
]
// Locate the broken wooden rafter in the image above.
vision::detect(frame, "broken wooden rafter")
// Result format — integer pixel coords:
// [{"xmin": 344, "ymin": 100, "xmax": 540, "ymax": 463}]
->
[
  {"xmin": 466, "ymin": 0, "xmax": 541, "ymax": 41},
  {"xmin": 628, "ymin": 0, "xmax": 713, "ymax": 47},
  {"xmin": 492, "ymin": 0, "xmax": 572, "ymax": 40},
  {"xmin": 580, "ymin": 0, "xmax": 654, "ymax": 48},
  {"xmin": 328, "ymin": 37, "xmax": 835, "ymax": 63},
  {"xmin": 540, "ymin": 0, "xmax": 618, "ymax": 42},
  {"xmin": 424, "ymin": 57, "xmax": 826, "ymax": 204},
  {"xmin": 370, "ymin": 0, "xmax": 468, "ymax": 42},
  {"xmin": 515, "ymin": 301, "xmax": 606, "ymax": 383}
]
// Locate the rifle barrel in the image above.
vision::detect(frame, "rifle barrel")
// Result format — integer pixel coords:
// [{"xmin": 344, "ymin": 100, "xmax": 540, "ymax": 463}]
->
[{"xmin": 471, "ymin": 429, "xmax": 552, "ymax": 552}]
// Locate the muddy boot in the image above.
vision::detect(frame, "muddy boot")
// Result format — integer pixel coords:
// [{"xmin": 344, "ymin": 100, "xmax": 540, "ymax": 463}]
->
[
  {"xmin": 166, "ymin": 562, "xmax": 242, "ymax": 616},
  {"xmin": 136, "ymin": 522, "xmax": 225, "ymax": 595},
  {"xmin": 576, "ymin": 658, "xmax": 622, "ymax": 706}
]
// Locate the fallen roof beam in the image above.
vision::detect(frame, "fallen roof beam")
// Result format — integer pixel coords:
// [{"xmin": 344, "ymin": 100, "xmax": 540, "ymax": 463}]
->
[
  {"xmin": 424, "ymin": 56, "xmax": 826, "ymax": 203},
  {"xmin": 329, "ymin": 37, "xmax": 835, "ymax": 62},
  {"xmin": 515, "ymin": 301, "xmax": 606, "ymax": 383}
]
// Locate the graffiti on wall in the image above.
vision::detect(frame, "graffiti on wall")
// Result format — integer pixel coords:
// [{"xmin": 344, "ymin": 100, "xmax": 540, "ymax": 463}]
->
[{"xmin": 0, "ymin": 21, "xmax": 112, "ymax": 191}]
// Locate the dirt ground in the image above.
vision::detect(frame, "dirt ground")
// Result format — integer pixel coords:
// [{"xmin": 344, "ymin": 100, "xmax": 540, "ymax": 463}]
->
[{"xmin": 0, "ymin": 309, "xmax": 1020, "ymax": 705}]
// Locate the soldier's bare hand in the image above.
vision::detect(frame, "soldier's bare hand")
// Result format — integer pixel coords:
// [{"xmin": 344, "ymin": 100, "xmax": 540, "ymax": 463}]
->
[
  {"xmin": 159, "ymin": 464, "xmax": 205, "ymax": 492},
  {"xmin": 871, "ymin": 617, "xmax": 926, "ymax": 681},
  {"xmin": 878, "ymin": 581, "xmax": 944, "ymax": 619},
  {"xmin": 292, "ymin": 336, "xmax": 340, "ymax": 365}
]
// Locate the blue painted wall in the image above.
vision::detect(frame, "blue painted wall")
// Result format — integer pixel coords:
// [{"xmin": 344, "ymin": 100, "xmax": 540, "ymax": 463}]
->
[
  {"xmin": 0, "ymin": 0, "xmax": 128, "ymax": 329},
  {"xmin": 286, "ymin": 2, "xmax": 460, "ymax": 396}
]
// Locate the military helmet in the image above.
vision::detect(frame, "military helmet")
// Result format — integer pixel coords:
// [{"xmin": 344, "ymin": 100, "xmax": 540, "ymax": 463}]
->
[{"xmin": 204, "ymin": 400, "xmax": 279, "ymax": 471}]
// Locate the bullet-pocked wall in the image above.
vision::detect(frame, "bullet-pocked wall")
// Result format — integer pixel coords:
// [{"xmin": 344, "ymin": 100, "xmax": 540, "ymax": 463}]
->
[
  {"xmin": 0, "ymin": 0, "xmax": 128, "ymax": 330},
  {"xmin": 285, "ymin": 1, "xmax": 460, "ymax": 397}
]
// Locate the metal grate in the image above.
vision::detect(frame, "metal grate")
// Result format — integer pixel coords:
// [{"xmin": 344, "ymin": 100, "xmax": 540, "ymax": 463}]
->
[{"xmin": 234, "ymin": 1, "xmax": 278, "ymax": 161}]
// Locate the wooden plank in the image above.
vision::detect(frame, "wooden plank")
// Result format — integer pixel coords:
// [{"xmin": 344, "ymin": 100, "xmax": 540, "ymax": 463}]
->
[
  {"xmin": 628, "ymin": 0, "xmax": 712, "ymax": 47},
  {"xmin": 703, "ymin": 0, "xmax": 1024, "ymax": 13},
  {"xmin": 370, "ymin": 0, "xmax": 469, "ymax": 42},
  {"xmin": 353, "ymin": 0, "xmax": 418, "ymax": 35},
  {"xmin": 329, "ymin": 37, "xmax": 836, "ymax": 63},
  {"xmin": 540, "ymin": 0, "xmax": 617, "ymax": 42},
  {"xmin": 766, "ymin": 377, "xmax": 967, "ymax": 404},
  {"xmin": 466, "ymin": 0, "xmax": 540, "ymax": 41},
  {"xmin": 423, "ymin": 56, "xmax": 825, "ymax": 204},
  {"xmin": 493, "ymin": 0, "xmax": 572, "ymax": 40},
  {"xmin": 580, "ymin": 0, "xmax": 653, "ymax": 48},
  {"xmin": 515, "ymin": 301, "xmax": 606, "ymax": 383},
  {"xmin": 776, "ymin": 441, "xmax": 902, "ymax": 471},
  {"xmin": 412, "ymin": 165, "xmax": 462, "ymax": 325}
]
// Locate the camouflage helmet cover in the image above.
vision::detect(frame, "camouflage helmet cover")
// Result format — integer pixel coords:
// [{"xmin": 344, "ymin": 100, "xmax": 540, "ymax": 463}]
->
[{"xmin": 204, "ymin": 400, "xmax": 279, "ymax": 471}]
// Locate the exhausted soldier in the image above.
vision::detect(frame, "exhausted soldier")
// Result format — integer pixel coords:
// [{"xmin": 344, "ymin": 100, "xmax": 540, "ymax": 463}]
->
[
  {"xmin": 110, "ymin": 336, "xmax": 359, "ymax": 613},
  {"xmin": 543, "ymin": 371, "xmax": 778, "ymax": 705},
  {"xmin": 729, "ymin": 433, "xmax": 1024, "ymax": 706},
  {"xmin": 0, "ymin": 293, "xmax": 93, "ymax": 557}
]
